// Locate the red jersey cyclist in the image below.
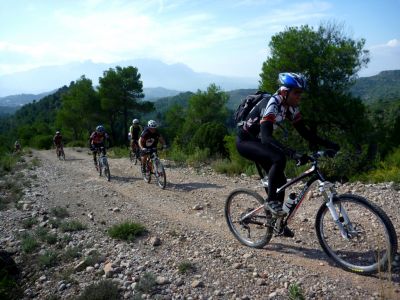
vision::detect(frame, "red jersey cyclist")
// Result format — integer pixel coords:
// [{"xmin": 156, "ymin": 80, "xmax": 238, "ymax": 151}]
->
[{"xmin": 89, "ymin": 125, "xmax": 109, "ymax": 169}]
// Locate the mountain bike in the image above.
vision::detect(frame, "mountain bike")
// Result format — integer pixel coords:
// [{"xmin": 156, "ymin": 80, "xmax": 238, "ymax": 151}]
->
[
  {"xmin": 96, "ymin": 146, "xmax": 110, "ymax": 181},
  {"xmin": 142, "ymin": 148, "xmax": 166, "ymax": 189},
  {"xmin": 129, "ymin": 143, "xmax": 140, "ymax": 165},
  {"xmin": 225, "ymin": 151, "xmax": 398, "ymax": 274},
  {"xmin": 56, "ymin": 145, "xmax": 65, "ymax": 160}
]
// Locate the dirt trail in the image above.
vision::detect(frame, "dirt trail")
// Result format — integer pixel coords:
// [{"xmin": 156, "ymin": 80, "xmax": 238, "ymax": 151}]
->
[{"xmin": 7, "ymin": 148, "xmax": 400, "ymax": 299}]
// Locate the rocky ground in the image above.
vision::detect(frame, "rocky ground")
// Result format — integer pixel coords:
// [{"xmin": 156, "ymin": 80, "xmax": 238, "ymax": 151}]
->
[{"xmin": 1, "ymin": 148, "xmax": 400, "ymax": 299}]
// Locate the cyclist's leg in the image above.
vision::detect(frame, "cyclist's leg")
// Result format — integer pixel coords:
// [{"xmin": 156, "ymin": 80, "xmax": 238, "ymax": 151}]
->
[
  {"xmin": 236, "ymin": 137, "xmax": 286, "ymax": 203},
  {"xmin": 140, "ymin": 151, "xmax": 148, "ymax": 173}
]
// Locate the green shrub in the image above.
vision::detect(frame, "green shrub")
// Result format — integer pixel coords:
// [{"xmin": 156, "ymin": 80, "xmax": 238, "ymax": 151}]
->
[
  {"xmin": 107, "ymin": 147, "xmax": 129, "ymax": 158},
  {"xmin": 60, "ymin": 220, "xmax": 86, "ymax": 232},
  {"xmin": 20, "ymin": 234, "xmax": 39, "ymax": 253},
  {"xmin": 50, "ymin": 206, "xmax": 69, "ymax": 219},
  {"xmin": 186, "ymin": 147, "xmax": 210, "ymax": 167},
  {"xmin": 288, "ymin": 282, "xmax": 305, "ymax": 300},
  {"xmin": 189, "ymin": 122, "xmax": 228, "ymax": 156},
  {"xmin": 166, "ymin": 144, "xmax": 188, "ymax": 163},
  {"xmin": 108, "ymin": 221, "xmax": 146, "ymax": 242},
  {"xmin": 178, "ymin": 261, "xmax": 195, "ymax": 274},
  {"xmin": 135, "ymin": 272, "xmax": 156, "ymax": 294},
  {"xmin": 66, "ymin": 140, "xmax": 86, "ymax": 147},
  {"xmin": 353, "ymin": 147, "xmax": 400, "ymax": 183},
  {"xmin": 76, "ymin": 280, "xmax": 119, "ymax": 300},
  {"xmin": 38, "ymin": 251, "xmax": 58, "ymax": 269},
  {"xmin": 63, "ymin": 247, "xmax": 82, "ymax": 261},
  {"xmin": 83, "ymin": 250, "xmax": 102, "ymax": 266},
  {"xmin": 30, "ymin": 135, "xmax": 53, "ymax": 149},
  {"xmin": 0, "ymin": 152, "xmax": 18, "ymax": 174}
]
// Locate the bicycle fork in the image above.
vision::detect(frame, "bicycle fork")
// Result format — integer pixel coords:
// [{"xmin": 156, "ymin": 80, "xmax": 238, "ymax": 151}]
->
[{"xmin": 320, "ymin": 181, "xmax": 354, "ymax": 240}]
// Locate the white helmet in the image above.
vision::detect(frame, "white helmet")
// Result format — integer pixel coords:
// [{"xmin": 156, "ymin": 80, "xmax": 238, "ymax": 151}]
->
[
  {"xmin": 148, "ymin": 120, "xmax": 157, "ymax": 128},
  {"xmin": 132, "ymin": 119, "xmax": 139, "ymax": 124}
]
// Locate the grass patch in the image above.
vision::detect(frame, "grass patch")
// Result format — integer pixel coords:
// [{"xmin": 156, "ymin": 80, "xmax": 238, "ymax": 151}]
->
[
  {"xmin": 76, "ymin": 280, "xmax": 119, "ymax": 300},
  {"xmin": 38, "ymin": 251, "xmax": 58, "ymax": 269},
  {"xmin": 83, "ymin": 250, "xmax": 102, "ymax": 266},
  {"xmin": 178, "ymin": 261, "xmax": 195, "ymax": 274},
  {"xmin": 22, "ymin": 217, "xmax": 38, "ymax": 229},
  {"xmin": 48, "ymin": 218, "xmax": 61, "ymax": 228},
  {"xmin": 135, "ymin": 272, "xmax": 156, "ymax": 294},
  {"xmin": 107, "ymin": 146, "xmax": 130, "ymax": 158},
  {"xmin": 35, "ymin": 227, "xmax": 59, "ymax": 245},
  {"xmin": 288, "ymin": 282, "xmax": 305, "ymax": 300},
  {"xmin": 50, "ymin": 206, "xmax": 69, "ymax": 219},
  {"xmin": 60, "ymin": 220, "xmax": 86, "ymax": 232},
  {"xmin": 20, "ymin": 233, "xmax": 39, "ymax": 253},
  {"xmin": 108, "ymin": 221, "xmax": 147, "ymax": 242},
  {"xmin": 63, "ymin": 246, "xmax": 82, "ymax": 261}
]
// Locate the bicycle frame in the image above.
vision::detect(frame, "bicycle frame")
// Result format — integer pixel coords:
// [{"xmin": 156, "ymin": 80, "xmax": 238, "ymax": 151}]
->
[{"xmin": 249, "ymin": 153, "xmax": 350, "ymax": 236}]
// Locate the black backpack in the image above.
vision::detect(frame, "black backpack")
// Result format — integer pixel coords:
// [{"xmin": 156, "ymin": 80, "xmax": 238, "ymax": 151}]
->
[{"xmin": 234, "ymin": 91, "xmax": 270, "ymax": 127}]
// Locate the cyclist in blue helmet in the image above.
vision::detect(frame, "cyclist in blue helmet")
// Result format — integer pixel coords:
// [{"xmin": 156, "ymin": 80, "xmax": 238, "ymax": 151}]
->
[
  {"xmin": 89, "ymin": 125, "xmax": 109, "ymax": 169},
  {"xmin": 236, "ymin": 72, "xmax": 339, "ymax": 237}
]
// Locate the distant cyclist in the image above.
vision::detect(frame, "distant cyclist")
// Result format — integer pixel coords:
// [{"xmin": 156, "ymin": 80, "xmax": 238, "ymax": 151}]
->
[
  {"xmin": 14, "ymin": 140, "xmax": 21, "ymax": 153},
  {"xmin": 89, "ymin": 125, "xmax": 109, "ymax": 169},
  {"xmin": 129, "ymin": 118, "xmax": 143, "ymax": 154},
  {"xmin": 53, "ymin": 131, "xmax": 63, "ymax": 155},
  {"xmin": 139, "ymin": 120, "xmax": 166, "ymax": 175}
]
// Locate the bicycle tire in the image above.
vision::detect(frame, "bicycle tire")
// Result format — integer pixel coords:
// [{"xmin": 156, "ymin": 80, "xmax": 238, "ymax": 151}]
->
[
  {"xmin": 61, "ymin": 150, "xmax": 65, "ymax": 160},
  {"xmin": 98, "ymin": 158, "xmax": 102, "ymax": 176},
  {"xmin": 134, "ymin": 149, "xmax": 140, "ymax": 165},
  {"xmin": 154, "ymin": 158, "xmax": 166, "ymax": 189},
  {"xmin": 143, "ymin": 160, "xmax": 151, "ymax": 183},
  {"xmin": 315, "ymin": 194, "xmax": 398, "ymax": 274},
  {"xmin": 104, "ymin": 163, "xmax": 111, "ymax": 181},
  {"xmin": 225, "ymin": 189, "xmax": 273, "ymax": 248},
  {"xmin": 129, "ymin": 150, "xmax": 134, "ymax": 162}
]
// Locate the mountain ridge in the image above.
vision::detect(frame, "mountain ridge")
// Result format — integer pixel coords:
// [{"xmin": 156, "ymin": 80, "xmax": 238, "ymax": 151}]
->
[{"xmin": 0, "ymin": 59, "xmax": 257, "ymax": 97}]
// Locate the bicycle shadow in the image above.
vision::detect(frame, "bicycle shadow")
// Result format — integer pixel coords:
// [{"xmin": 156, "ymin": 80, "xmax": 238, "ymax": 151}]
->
[
  {"xmin": 110, "ymin": 175, "xmax": 142, "ymax": 183},
  {"xmin": 264, "ymin": 242, "xmax": 400, "ymax": 281},
  {"xmin": 168, "ymin": 182, "xmax": 224, "ymax": 192},
  {"xmin": 63, "ymin": 158, "xmax": 85, "ymax": 162}
]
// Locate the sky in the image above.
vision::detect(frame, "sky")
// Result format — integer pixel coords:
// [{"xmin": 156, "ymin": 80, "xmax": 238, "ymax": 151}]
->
[{"xmin": 0, "ymin": 0, "xmax": 399, "ymax": 79}]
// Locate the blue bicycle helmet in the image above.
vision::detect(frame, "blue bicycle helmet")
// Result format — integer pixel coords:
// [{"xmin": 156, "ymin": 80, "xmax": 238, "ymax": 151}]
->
[
  {"xmin": 279, "ymin": 73, "xmax": 307, "ymax": 90},
  {"xmin": 96, "ymin": 125, "xmax": 105, "ymax": 133}
]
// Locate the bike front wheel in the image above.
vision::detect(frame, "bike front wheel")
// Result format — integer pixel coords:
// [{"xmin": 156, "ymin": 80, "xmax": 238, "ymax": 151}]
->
[
  {"xmin": 143, "ymin": 160, "xmax": 152, "ymax": 183},
  {"xmin": 315, "ymin": 194, "xmax": 398, "ymax": 274},
  {"xmin": 225, "ymin": 189, "xmax": 273, "ymax": 249},
  {"xmin": 154, "ymin": 159, "xmax": 166, "ymax": 189},
  {"xmin": 104, "ymin": 162, "xmax": 111, "ymax": 181}
]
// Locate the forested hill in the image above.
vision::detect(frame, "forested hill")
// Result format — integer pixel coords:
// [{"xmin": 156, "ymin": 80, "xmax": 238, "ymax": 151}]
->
[{"xmin": 350, "ymin": 70, "xmax": 400, "ymax": 103}]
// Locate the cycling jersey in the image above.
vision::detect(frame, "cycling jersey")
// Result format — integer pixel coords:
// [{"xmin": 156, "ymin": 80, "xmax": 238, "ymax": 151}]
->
[
  {"xmin": 129, "ymin": 125, "xmax": 143, "ymax": 141},
  {"xmin": 140, "ymin": 128, "xmax": 160, "ymax": 148},
  {"xmin": 239, "ymin": 94, "xmax": 301, "ymax": 140},
  {"xmin": 90, "ymin": 132, "xmax": 108, "ymax": 145},
  {"xmin": 53, "ymin": 135, "xmax": 63, "ymax": 146}
]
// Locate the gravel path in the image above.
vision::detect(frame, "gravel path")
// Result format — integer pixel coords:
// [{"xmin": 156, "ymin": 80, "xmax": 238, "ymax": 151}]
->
[{"xmin": 1, "ymin": 148, "xmax": 400, "ymax": 299}]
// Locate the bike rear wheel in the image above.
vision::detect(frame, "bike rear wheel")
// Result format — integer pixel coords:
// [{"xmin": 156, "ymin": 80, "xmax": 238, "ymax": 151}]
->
[
  {"xmin": 154, "ymin": 159, "xmax": 166, "ymax": 189},
  {"xmin": 315, "ymin": 194, "xmax": 398, "ymax": 274},
  {"xmin": 225, "ymin": 189, "xmax": 273, "ymax": 248}
]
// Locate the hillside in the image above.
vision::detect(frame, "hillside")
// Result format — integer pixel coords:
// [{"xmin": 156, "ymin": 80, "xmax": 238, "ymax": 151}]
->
[
  {"xmin": 1, "ymin": 149, "xmax": 399, "ymax": 299},
  {"xmin": 350, "ymin": 70, "xmax": 400, "ymax": 102}
]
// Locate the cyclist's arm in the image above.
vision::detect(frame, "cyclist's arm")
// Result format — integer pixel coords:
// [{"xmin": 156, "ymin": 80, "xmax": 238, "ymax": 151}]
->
[
  {"xmin": 260, "ymin": 120, "xmax": 296, "ymax": 158},
  {"xmin": 293, "ymin": 120, "xmax": 339, "ymax": 151},
  {"xmin": 138, "ymin": 137, "xmax": 145, "ymax": 149}
]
